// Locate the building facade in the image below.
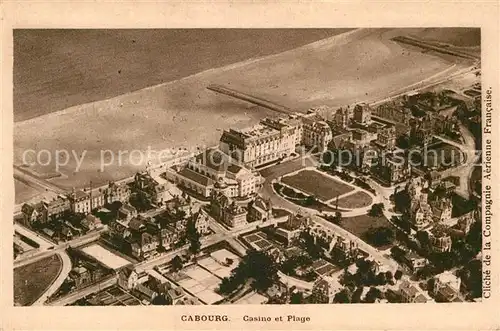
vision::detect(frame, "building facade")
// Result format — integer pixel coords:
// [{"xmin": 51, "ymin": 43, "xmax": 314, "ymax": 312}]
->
[{"xmin": 209, "ymin": 191, "xmax": 247, "ymax": 228}]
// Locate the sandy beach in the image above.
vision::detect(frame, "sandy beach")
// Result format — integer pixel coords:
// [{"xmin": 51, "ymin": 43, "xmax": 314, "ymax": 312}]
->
[{"xmin": 14, "ymin": 28, "xmax": 476, "ymax": 200}]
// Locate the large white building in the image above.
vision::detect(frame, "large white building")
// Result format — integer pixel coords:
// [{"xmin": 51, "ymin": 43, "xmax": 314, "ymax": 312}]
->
[
  {"xmin": 299, "ymin": 113, "xmax": 333, "ymax": 152},
  {"xmin": 169, "ymin": 148, "xmax": 262, "ymax": 198},
  {"xmin": 219, "ymin": 114, "xmax": 333, "ymax": 168},
  {"xmin": 219, "ymin": 118, "xmax": 300, "ymax": 168}
]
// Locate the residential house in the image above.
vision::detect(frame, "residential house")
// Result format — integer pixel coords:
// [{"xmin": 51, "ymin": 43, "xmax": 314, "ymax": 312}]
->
[
  {"xmin": 42, "ymin": 228, "xmax": 56, "ymax": 239},
  {"xmin": 209, "ymin": 191, "xmax": 247, "ymax": 228},
  {"xmin": 131, "ymin": 230, "xmax": 160, "ymax": 260},
  {"xmin": 374, "ymin": 125, "xmax": 396, "ymax": 151},
  {"xmin": 118, "ymin": 266, "xmax": 139, "ymax": 290},
  {"xmin": 330, "ymin": 236, "xmax": 359, "ymax": 260},
  {"xmin": 457, "ymin": 210, "xmax": 476, "ymax": 234},
  {"xmin": 42, "ymin": 195, "xmax": 71, "ymax": 221},
  {"xmin": 167, "ymin": 286, "xmax": 186, "ymax": 305},
  {"xmin": 399, "ymin": 280, "xmax": 421, "ymax": 303},
  {"xmin": 190, "ymin": 210, "xmax": 211, "ymax": 235},
  {"xmin": 69, "ymin": 266, "xmax": 92, "ymax": 289},
  {"xmin": 333, "ymin": 107, "xmax": 350, "ymax": 130},
  {"xmin": 433, "ymin": 271, "xmax": 461, "ymax": 302},
  {"xmin": 299, "ymin": 112, "xmax": 333, "ymax": 153},
  {"xmin": 22, "ymin": 195, "xmax": 71, "ymax": 226},
  {"xmin": 247, "ymin": 196, "xmax": 272, "ymax": 223},
  {"xmin": 431, "ymin": 197, "xmax": 453, "ymax": 223},
  {"xmin": 21, "ymin": 202, "xmax": 47, "ymax": 225},
  {"xmin": 80, "ymin": 214, "xmax": 102, "ymax": 232},
  {"xmin": 274, "ymin": 214, "xmax": 310, "ymax": 244},
  {"xmin": 68, "ymin": 262, "xmax": 105, "ymax": 289},
  {"xmin": 118, "ymin": 204, "xmax": 138, "ymax": 222},
  {"xmin": 429, "ymin": 225, "xmax": 453, "ymax": 253},
  {"xmin": 374, "ymin": 101, "xmax": 412, "ymax": 125},
  {"xmin": 68, "ymin": 190, "xmax": 91, "ymax": 214},
  {"xmin": 353, "ymin": 103, "xmax": 372, "ymax": 126},
  {"xmin": 410, "ymin": 116, "xmax": 434, "ymax": 146},
  {"xmin": 312, "ymin": 276, "xmax": 337, "ymax": 303},
  {"xmin": 376, "ymin": 151, "xmax": 411, "ymax": 185},
  {"xmin": 60, "ymin": 224, "xmax": 74, "ymax": 241},
  {"xmin": 105, "ymin": 181, "xmax": 131, "ymax": 204},
  {"xmin": 134, "ymin": 171, "xmax": 171, "ymax": 207},
  {"xmin": 134, "ymin": 283, "xmax": 158, "ymax": 303},
  {"xmin": 159, "ymin": 228, "xmax": 180, "ymax": 250},
  {"xmin": 175, "ymin": 297, "xmax": 200, "ymax": 305},
  {"xmin": 402, "ymin": 250, "xmax": 428, "ymax": 272},
  {"xmin": 409, "ymin": 195, "xmax": 433, "ymax": 230}
]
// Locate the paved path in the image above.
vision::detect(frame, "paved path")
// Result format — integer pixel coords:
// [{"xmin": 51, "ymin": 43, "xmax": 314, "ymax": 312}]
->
[
  {"xmin": 311, "ymin": 215, "xmax": 398, "ymax": 272},
  {"xmin": 14, "ymin": 223, "xmax": 55, "ymax": 250},
  {"xmin": 15, "ymin": 226, "xmax": 106, "ymax": 268},
  {"xmin": 33, "ymin": 251, "xmax": 72, "ymax": 306},
  {"xmin": 435, "ymin": 123, "xmax": 479, "ymax": 198},
  {"xmin": 46, "ymin": 275, "xmax": 118, "ymax": 306}
]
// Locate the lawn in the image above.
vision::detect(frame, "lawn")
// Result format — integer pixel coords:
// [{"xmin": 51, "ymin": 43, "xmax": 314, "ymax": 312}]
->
[
  {"xmin": 336, "ymin": 191, "xmax": 373, "ymax": 209},
  {"xmin": 338, "ymin": 214, "xmax": 395, "ymax": 249},
  {"xmin": 281, "ymin": 170, "xmax": 354, "ymax": 201},
  {"xmin": 14, "ymin": 254, "xmax": 63, "ymax": 306},
  {"xmin": 410, "ymin": 142, "xmax": 464, "ymax": 170}
]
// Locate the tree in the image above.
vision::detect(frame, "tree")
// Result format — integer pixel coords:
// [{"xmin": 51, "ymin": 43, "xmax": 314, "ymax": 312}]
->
[
  {"xmin": 394, "ymin": 190, "xmax": 411, "ymax": 213},
  {"xmin": 394, "ymin": 270, "xmax": 403, "ymax": 281},
  {"xmin": 364, "ymin": 287, "xmax": 382, "ymax": 303},
  {"xmin": 152, "ymin": 294, "xmax": 172, "ymax": 305},
  {"xmin": 235, "ymin": 250, "xmax": 279, "ymax": 292},
  {"xmin": 186, "ymin": 217, "xmax": 201, "ymax": 255},
  {"xmin": 351, "ymin": 287, "xmax": 364, "ymax": 303},
  {"xmin": 466, "ymin": 221, "xmax": 482, "ymax": 254},
  {"xmin": 368, "ymin": 203, "xmax": 385, "ymax": 217},
  {"xmin": 376, "ymin": 272, "xmax": 387, "ymax": 286},
  {"xmin": 300, "ymin": 231, "xmax": 322, "ymax": 259},
  {"xmin": 385, "ymin": 271, "xmax": 394, "ymax": 284},
  {"xmin": 365, "ymin": 226, "xmax": 395, "ymax": 247},
  {"xmin": 218, "ymin": 276, "xmax": 239, "ymax": 295},
  {"xmin": 170, "ymin": 255, "xmax": 183, "ymax": 272},
  {"xmin": 385, "ymin": 289, "xmax": 403, "ymax": 303},
  {"xmin": 290, "ymin": 292, "xmax": 305, "ymax": 304},
  {"xmin": 334, "ymin": 211, "xmax": 342, "ymax": 225},
  {"xmin": 304, "ymin": 195, "xmax": 317, "ymax": 207},
  {"xmin": 458, "ymin": 259, "xmax": 482, "ymax": 299},
  {"xmin": 333, "ymin": 289, "xmax": 351, "ymax": 303},
  {"xmin": 129, "ymin": 191, "xmax": 150, "ymax": 212}
]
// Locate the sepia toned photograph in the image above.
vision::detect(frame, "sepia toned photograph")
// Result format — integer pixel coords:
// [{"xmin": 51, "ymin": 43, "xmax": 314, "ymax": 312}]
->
[{"xmin": 11, "ymin": 27, "xmax": 486, "ymax": 309}]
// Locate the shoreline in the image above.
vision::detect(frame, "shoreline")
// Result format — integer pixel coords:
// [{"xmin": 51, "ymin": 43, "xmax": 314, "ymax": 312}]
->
[{"xmin": 15, "ymin": 29, "xmax": 359, "ymax": 126}]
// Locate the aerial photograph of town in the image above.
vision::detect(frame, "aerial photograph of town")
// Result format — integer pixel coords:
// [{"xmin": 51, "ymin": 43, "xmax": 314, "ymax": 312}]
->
[{"xmin": 13, "ymin": 28, "xmax": 482, "ymax": 306}]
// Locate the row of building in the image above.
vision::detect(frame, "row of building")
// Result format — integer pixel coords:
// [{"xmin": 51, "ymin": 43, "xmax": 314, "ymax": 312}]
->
[
  {"xmin": 21, "ymin": 181, "xmax": 131, "ymax": 226},
  {"xmin": 209, "ymin": 191, "xmax": 273, "ymax": 228},
  {"xmin": 108, "ymin": 196, "xmax": 210, "ymax": 260},
  {"xmin": 405, "ymin": 176, "xmax": 478, "ymax": 252}
]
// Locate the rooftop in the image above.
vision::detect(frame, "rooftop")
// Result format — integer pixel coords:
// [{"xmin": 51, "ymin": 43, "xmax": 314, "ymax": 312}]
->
[{"xmin": 178, "ymin": 167, "xmax": 214, "ymax": 186}]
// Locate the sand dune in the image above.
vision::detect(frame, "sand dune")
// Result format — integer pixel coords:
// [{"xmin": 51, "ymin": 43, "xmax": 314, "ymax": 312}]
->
[{"xmin": 14, "ymin": 28, "xmax": 473, "ymax": 196}]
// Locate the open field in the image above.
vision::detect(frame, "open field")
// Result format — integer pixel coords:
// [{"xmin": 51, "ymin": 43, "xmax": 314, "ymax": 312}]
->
[
  {"xmin": 336, "ymin": 191, "xmax": 373, "ymax": 209},
  {"xmin": 281, "ymin": 170, "xmax": 354, "ymax": 201},
  {"xmin": 337, "ymin": 214, "xmax": 393, "ymax": 244},
  {"xmin": 14, "ymin": 254, "xmax": 62, "ymax": 306},
  {"xmin": 14, "ymin": 28, "xmax": 473, "ymax": 200},
  {"xmin": 410, "ymin": 142, "xmax": 464, "ymax": 170}
]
